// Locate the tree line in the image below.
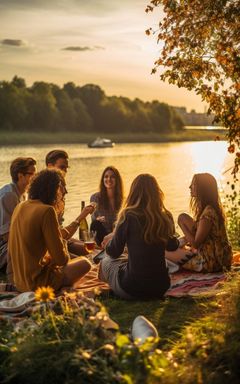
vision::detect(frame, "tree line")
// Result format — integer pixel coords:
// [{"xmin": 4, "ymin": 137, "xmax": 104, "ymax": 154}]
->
[{"xmin": 0, "ymin": 76, "xmax": 184, "ymax": 133}]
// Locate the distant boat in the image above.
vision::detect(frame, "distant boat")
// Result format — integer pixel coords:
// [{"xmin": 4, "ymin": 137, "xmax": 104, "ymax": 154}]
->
[{"xmin": 88, "ymin": 137, "xmax": 115, "ymax": 148}]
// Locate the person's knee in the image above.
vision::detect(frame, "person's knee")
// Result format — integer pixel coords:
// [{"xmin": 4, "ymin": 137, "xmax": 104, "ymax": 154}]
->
[
  {"xmin": 178, "ymin": 213, "xmax": 188, "ymax": 226},
  {"xmin": 63, "ymin": 257, "xmax": 91, "ymax": 286},
  {"xmin": 80, "ymin": 257, "xmax": 92, "ymax": 273}
]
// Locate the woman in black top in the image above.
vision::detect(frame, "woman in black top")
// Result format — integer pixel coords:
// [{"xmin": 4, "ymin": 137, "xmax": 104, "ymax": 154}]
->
[{"xmin": 99, "ymin": 174, "xmax": 178, "ymax": 300}]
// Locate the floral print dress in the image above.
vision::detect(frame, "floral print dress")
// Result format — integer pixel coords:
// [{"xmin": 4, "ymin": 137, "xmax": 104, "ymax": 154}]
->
[{"xmin": 183, "ymin": 205, "xmax": 232, "ymax": 272}]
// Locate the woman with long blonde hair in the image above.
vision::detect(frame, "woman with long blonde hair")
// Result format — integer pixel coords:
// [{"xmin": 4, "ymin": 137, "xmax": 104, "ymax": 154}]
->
[
  {"xmin": 165, "ymin": 173, "xmax": 232, "ymax": 272},
  {"xmin": 99, "ymin": 174, "xmax": 178, "ymax": 299}
]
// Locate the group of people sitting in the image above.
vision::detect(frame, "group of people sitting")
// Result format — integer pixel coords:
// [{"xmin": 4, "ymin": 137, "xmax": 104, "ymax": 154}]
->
[{"xmin": 0, "ymin": 149, "xmax": 232, "ymax": 300}]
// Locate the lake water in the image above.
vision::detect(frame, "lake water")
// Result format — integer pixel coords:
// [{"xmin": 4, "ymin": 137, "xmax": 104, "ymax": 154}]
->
[
  {"xmin": 185, "ymin": 125, "xmax": 226, "ymax": 130},
  {"xmin": 0, "ymin": 141, "xmax": 233, "ymax": 230}
]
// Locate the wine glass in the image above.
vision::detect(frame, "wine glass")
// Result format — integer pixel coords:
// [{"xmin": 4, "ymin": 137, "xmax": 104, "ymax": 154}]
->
[{"xmin": 83, "ymin": 230, "xmax": 96, "ymax": 253}]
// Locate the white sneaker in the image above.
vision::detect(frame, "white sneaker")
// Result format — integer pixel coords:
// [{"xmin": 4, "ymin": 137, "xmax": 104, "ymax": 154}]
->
[{"xmin": 131, "ymin": 315, "xmax": 158, "ymax": 344}]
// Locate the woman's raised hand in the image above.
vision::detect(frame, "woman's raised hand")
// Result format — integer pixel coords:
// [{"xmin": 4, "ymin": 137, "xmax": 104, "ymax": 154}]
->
[
  {"xmin": 101, "ymin": 232, "xmax": 114, "ymax": 249},
  {"xmin": 82, "ymin": 203, "xmax": 96, "ymax": 217}
]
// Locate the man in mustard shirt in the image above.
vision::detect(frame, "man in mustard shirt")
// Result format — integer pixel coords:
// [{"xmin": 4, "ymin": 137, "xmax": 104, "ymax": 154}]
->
[{"xmin": 9, "ymin": 169, "xmax": 92, "ymax": 292}]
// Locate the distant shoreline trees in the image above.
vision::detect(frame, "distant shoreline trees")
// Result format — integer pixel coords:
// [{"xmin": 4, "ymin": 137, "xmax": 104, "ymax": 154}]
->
[{"xmin": 0, "ymin": 76, "xmax": 184, "ymax": 134}]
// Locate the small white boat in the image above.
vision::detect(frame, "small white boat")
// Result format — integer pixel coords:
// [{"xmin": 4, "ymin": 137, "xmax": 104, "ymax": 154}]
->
[{"xmin": 88, "ymin": 137, "xmax": 115, "ymax": 148}]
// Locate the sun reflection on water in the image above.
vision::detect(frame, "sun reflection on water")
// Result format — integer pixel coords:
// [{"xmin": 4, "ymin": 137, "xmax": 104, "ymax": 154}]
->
[
  {"xmin": 189, "ymin": 141, "xmax": 228, "ymax": 181},
  {"xmin": 187, "ymin": 141, "xmax": 233, "ymax": 207}
]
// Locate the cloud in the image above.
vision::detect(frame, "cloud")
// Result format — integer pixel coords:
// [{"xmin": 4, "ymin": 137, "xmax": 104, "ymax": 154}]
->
[
  {"xmin": 94, "ymin": 45, "xmax": 105, "ymax": 50},
  {"xmin": 0, "ymin": 0, "xmax": 116, "ymax": 12},
  {"xmin": 0, "ymin": 0, "xmax": 143, "ymax": 14},
  {"xmin": 62, "ymin": 45, "xmax": 104, "ymax": 52},
  {"xmin": 1, "ymin": 38, "xmax": 25, "ymax": 46}
]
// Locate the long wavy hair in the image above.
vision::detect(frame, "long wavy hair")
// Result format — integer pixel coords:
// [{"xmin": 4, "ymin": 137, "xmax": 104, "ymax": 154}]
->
[
  {"xmin": 28, "ymin": 169, "xmax": 64, "ymax": 206},
  {"xmin": 190, "ymin": 173, "xmax": 225, "ymax": 224},
  {"xmin": 98, "ymin": 166, "xmax": 123, "ymax": 212},
  {"xmin": 117, "ymin": 174, "xmax": 175, "ymax": 244}
]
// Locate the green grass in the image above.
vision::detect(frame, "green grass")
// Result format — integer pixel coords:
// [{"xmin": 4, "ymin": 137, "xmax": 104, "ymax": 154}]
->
[
  {"xmin": 103, "ymin": 275, "xmax": 240, "ymax": 383},
  {"xmin": 101, "ymin": 295, "xmax": 202, "ymax": 344},
  {"xmin": 0, "ymin": 274, "xmax": 240, "ymax": 383},
  {"xmin": 0, "ymin": 129, "xmax": 227, "ymax": 145}
]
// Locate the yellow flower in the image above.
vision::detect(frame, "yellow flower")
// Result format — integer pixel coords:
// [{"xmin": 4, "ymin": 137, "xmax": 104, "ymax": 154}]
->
[
  {"xmin": 93, "ymin": 287, "xmax": 100, "ymax": 296},
  {"xmin": 82, "ymin": 351, "xmax": 91, "ymax": 359},
  {"xmin": 103, "ymin": 344, "xmax": 114, "ymax": 352},
  {"xmin": 35, "ymin": 286, "xmax": 55, "ymax": 302}
]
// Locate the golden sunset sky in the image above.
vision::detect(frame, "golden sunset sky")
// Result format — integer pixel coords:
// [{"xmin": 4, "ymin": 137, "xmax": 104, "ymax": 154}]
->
[{"xmin": 0, "ymin": 0, "xmax": 205, "ymax": 112}]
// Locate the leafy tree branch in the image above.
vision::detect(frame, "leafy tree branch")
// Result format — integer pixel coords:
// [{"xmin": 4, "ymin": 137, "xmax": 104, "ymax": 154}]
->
[{"xmin": 146, "ymin": 0, "xmax": 240, "ymax": 176}]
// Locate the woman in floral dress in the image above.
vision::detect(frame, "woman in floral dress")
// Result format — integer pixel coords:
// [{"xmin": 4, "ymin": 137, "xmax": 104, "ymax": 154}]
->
[{"xmin": 165, "ymin": 173, "xmax": 232, "ymax": 272}]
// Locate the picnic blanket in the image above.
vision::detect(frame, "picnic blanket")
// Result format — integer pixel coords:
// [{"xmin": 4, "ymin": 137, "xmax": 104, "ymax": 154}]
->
[
  {"xmin": 72, "ymin": 264, "xmax": 229, "ymax": 298},
  {"xmin": 166, "ymin": 251, "xmax": 240, "ymax": 297},
  {"xmin": 1, "ymin": 252, "xmax": 239, "ymax": 319},
  {"xmin": 72, "ymin": 263, "xmax": 110, "ymax": 294},
  {"xmin": 75, "ymin": 251, "xmax": 240, "ymax": 298},
  {"xmin": 166, "ymin": 270, "xmax": 226, "ymax": 297}
]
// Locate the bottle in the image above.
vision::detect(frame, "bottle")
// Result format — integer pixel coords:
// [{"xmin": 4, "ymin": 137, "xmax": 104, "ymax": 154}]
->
[{"xmin": 79, "ymin": 201, "xmax": 89, "ymax": 240}]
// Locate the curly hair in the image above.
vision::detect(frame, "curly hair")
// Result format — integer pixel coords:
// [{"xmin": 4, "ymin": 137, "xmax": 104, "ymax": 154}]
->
[
  {"xmin": 98, "ymin": 166, "xmax": 123, "ymax": 213},
  {"xmin": 28, "ymin": 169, "xmax": 64, "ymax": 206},
  {"xmin": 117, "ymin": 174, "xmax": 175, "ymax": 244},
  {"xmin": 190, "ymin": 173, "xmax": 225, "ymax": 224}
]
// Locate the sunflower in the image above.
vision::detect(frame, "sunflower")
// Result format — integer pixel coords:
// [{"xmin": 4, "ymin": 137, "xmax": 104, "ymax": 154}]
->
[{"xmin": 35, "ymin": 286, "xmax": 55, "ymax": 302}]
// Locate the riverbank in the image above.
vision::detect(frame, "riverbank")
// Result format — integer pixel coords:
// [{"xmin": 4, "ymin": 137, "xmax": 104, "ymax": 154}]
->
[{"xmin": 0, "ymin": 129, "xmax": 227, "ymax": 146}]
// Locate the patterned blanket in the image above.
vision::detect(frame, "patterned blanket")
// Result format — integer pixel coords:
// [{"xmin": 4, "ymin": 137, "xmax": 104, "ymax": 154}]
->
[
  {"xmin": 166, "ymin": 270, "xmax": 226, "ymax": 297},
  {"xmin": 166, "ymin": 251, "xmax": 240, "ymax": 297},
  {"xmin": 0, "ymin": 252, "xmax": 239, "ymax": 319}
]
